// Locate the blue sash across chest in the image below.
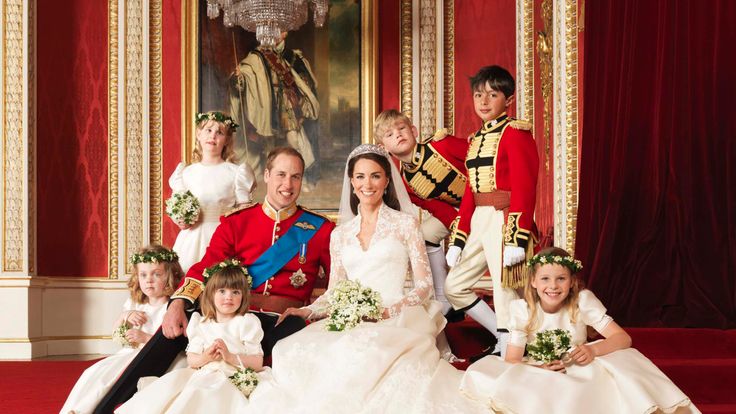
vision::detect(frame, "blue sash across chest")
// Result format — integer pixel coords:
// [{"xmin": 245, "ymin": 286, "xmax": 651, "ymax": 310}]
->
[{"xmin": 248, "ymin": 211, "xmax": 325, "ymax": 289}]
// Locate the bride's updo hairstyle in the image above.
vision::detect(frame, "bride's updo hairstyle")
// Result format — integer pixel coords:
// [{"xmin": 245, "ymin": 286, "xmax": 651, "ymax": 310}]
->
[{"xmin": 346, "ymin": 146, "xmax": 401, "ymax": 215}]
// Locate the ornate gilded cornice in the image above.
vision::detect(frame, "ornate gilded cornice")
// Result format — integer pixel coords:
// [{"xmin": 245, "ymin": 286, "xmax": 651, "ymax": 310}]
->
[
  {"xmin": 149, "ymin": 0, "xmax": 163, "ymax": 245},
  {"xmin": 108, "ymin": 0, "xmax": 119, "ymax": 278}
]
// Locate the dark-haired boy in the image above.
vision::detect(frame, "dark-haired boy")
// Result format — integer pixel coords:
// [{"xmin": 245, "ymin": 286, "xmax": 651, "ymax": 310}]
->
[{"xmin": 445, "ymin": 65, "xmax": 539, "ymax": 358}]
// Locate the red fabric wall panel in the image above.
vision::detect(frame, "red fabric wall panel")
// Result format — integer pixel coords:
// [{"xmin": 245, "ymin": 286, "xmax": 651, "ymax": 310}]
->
[
  {"xmin": 162, "ymin": 0, "xmax": 183, "ymax": 248},
  {"xmin": 453, "ymin": 0, "xmax": 516, "ymax": 137},
  {"xmin": 377, "ymin": 0, "xmax": 401, "ymax": 113},
  {"xmin": 37, "ymin": 0, "xmax": 108, "ymax": 276}
]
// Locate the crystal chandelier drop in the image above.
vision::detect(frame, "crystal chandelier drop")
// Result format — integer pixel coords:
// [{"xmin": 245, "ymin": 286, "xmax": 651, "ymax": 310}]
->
[{"xmin": 206, "ymin": 0, "xmax": 329, "ymax": 48}]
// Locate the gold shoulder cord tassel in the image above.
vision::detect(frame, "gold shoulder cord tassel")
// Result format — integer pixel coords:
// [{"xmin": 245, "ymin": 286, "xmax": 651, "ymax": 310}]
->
[{"xmin": 501, "ymin": 240, "xmax": 536, "ymax": 289}]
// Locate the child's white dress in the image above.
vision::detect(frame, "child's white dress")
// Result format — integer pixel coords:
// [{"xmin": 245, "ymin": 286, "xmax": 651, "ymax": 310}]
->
[
  {"xmin": 169, "ymin": 161, "xmax": 255, "ymax": 272},
  {"xmin": 60, "ymin": 299, "xmax": 170, "ymax": 414},
  {"xmin": 115, "ymin": 312, "xmax": 266, "ymax": 414},
  {"xmin": 461, "ymin": 290, "xmax": 700, "ymax": 414}
]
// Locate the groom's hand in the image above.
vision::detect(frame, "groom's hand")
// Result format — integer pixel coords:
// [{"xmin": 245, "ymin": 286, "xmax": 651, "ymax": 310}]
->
[
  {"xmin": 276, "ymin": 307, "xmax": 312, "ymax": 326},
  {"xmin": 162, "ymin": 299, "xmax": 188, "ymax": 338}
]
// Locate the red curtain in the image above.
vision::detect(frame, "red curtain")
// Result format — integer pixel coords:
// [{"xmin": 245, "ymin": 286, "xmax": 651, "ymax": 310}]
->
[{"xmin": 575, "ymin": 0, "xmax": 736, "ymax": 328}]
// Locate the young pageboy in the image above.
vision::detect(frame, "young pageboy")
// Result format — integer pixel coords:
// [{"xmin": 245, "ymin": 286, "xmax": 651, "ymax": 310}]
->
[{"xmin": 444, "ymin": 65, "xmax": 539, "ymax": 358}]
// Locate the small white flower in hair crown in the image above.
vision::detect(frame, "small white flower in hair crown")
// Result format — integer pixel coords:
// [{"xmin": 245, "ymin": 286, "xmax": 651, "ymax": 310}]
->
[{"xmin": 348, "ymin": 144, "xmax": 390, "ymax": 160}]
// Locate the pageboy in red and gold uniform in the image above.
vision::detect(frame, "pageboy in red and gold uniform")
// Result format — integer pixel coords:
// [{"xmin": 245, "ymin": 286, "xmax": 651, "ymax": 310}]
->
[
  {"xmin": 374, "ymin": 109, "xmax": 469, "ymax": 315},
  {"xmin": 445, "ymin": 66, "xmax": 539, "ymax": 358}
]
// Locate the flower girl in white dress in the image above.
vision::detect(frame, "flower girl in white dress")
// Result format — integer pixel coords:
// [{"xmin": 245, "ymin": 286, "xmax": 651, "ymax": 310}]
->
[
  {"xmin": 461, "ymin": 246, "xmax": 700, "ymax": 413},
  {"xmin": 115, "ymin": 259, "xmax": 267, "ymax": 414},
  {"xmin": 61, "ymin": 245, "xmax": 183, "ymax": 414},
  {"xmin": 169, "ymin": 112, "xmax": 256, "ymax": 272},
  {"xmin": 244, "ymin": 144, "xmax": 485, "ymax": 414}
]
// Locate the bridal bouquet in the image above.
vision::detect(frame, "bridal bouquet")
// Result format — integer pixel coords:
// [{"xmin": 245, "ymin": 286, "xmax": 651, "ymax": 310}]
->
[
  {"xmin": 112, "ymin": 324, "xmax": 132, "ymax": 348},
  {"xmin": 165, "ymin": 190, "xmax": 200, "ymax": 225},
  {"xmin": 526, "ymin": 328, "xmax": 572, "ymax": 363},
  {"xmin": 229, "ymin": 367, "xmax": 259, "ymax": 397},
  {"xmin": 326, "ymin": 279, "xmax": 383, "ymax": 331}
]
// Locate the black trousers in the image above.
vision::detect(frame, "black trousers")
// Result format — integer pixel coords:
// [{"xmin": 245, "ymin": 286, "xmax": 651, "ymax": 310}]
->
[{"xmin": 93, "ymin": 312, "xmax": 306, "ymax": 413}]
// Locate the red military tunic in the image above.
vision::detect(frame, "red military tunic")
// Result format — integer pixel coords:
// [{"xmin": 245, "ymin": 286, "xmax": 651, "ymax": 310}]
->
[
  {"xmin": 172, "ymin": 200, "xmax": 334, "ymax": 310},
  {"xmin": 397, "ymin": 130, "xmax": 470, "ymax": 229},
  {"xmin": 450, "ymin": 114, "xmax": 539, "ymax": 250}
]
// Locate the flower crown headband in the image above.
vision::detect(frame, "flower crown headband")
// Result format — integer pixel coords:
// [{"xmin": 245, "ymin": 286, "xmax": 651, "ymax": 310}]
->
[
  {"xmin": 348, "ymin": 143, "xmax": 390, "ymax": 161},
  {"xmin": 202, "ymin": 258, "xmax": 253, "ymax": 288},
  {"xmin": 196, "ymin": 111, "xmax": 239, "ymax": 132},
  {"xmin": 527, "ymin": 253, "xmax": 583, "ymax": 274},
  {"xmin": 130, "ymin": 249, "xmax": 179, "ymax": 265}
]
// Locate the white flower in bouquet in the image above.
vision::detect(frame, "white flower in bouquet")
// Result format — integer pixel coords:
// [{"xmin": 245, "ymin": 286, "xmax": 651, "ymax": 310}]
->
[
  {"xmin": 112, "ymin": 324, "xmax": 132, "ymax": 348},
  {"xmin": 326, "ymin": 279, "xmax": 383, "ymax": 331},
  {"xmin": 526, "ymin": 328, "xmax": 572, "ymax": 364},
  {"xmin": 229, "ymin": 367, "xmax": 259, "ymax": 397},
  {"xmin": 165, "ymin": 190, "xmax": 201, "ymax": 225}
]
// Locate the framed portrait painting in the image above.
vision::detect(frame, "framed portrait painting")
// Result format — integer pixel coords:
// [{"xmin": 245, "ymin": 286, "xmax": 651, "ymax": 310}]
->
[{"xmin": 181, "ymin": 0, "xmax": 378, "ymax": 211}]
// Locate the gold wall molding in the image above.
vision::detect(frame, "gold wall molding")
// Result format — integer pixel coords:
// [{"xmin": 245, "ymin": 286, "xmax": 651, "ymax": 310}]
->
[
  {"xmin": 516, "ymin": 0, "xmax": 534, "ymax": 125},
  {"xmin": 125, "ymin": 0, "xmax": 144, "ymax": 275},
  {"xmin": 108, "ymin": 0, "xmax": 120, "ymax": 278},
  {"xmin": 1, "ymin": 0, "xmax": 35, "ymax": 275},
  {"xmin": 418, "ymin": 0, "xmax": 436, "ymax": 138},
  {"xmin": 399, "ymin": 0, "xmax": 413, "ymax": 118},
  {"xmin": 552, "ymin": 0, "xmax": 579, "ymax": 254},
  {"xmin": 538, "ymin": 0, "xmax": 552, "ymax": 170},
  {"xmin": 108, "ymin": 0, "xmax": 163, "ymax": 277},
  {"xmin": 149, "ymin": 0, "xmax": 163, "ymax": 245},
  {"xmin": 443, "ymin": 0, "xmax": 454, "ymax": 135}
]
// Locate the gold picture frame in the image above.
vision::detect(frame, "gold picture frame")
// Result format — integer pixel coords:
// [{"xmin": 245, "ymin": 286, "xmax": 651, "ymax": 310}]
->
[{"xmin": 180, "ymin": 0, "xmax": 377, "ymax": 210}]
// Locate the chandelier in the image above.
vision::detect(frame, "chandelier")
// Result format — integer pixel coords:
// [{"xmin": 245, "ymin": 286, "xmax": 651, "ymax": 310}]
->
[{"xmin": 206, "ymin": 0, "xmax": 329, "ymax": 48}]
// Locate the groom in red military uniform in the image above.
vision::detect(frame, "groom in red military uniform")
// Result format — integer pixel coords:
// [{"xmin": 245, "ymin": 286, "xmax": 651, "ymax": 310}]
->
[{"xmin": 95, "ymin": 147, "xmax": 334, "ymax": 413}]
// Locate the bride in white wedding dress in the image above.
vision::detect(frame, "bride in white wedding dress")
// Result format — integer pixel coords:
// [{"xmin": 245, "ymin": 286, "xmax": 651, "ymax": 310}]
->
[{"xmin": 245, "ymin": 144, "xmax": 484, "ymax": 414}]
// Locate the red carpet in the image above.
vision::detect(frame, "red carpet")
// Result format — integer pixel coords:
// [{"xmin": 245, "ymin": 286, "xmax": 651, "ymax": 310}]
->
[
  {"xmin": 5, "ymin": 327, "xmax": 736, "ymax": 413},
  {"xmin": 0, "ymin": 359, "xmax": 98, "ymax": 413}
]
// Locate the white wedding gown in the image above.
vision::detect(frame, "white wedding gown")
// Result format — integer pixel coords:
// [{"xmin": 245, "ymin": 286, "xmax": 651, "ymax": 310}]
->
[{"xmin": 246, "ymin": 204, "xmax": 485, "ymax": 414}]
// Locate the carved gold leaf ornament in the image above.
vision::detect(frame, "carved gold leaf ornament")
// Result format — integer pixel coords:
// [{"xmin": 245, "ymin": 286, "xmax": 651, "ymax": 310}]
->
[{"xmin": 108, "ymin": 0, "xmax": 120, "ymax": 278}]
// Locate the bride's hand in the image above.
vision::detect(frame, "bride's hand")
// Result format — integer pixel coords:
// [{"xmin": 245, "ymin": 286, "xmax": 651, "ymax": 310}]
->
[
  {"xmin": 540, "ymin": 360, "xmax": 566, "ymax": 373},
  {"xmin": 276, "ymin": 307, "xmax": 312, "ymax": 325}
]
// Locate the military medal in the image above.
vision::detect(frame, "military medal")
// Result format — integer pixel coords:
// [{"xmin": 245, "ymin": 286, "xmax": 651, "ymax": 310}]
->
[
  {"xmin": 290, "ymin": 269, "xmax": 307, "ymax": 288},
  {"xmin": 298, "ymin": 243, "xmax": 307, "ymax": 264}
]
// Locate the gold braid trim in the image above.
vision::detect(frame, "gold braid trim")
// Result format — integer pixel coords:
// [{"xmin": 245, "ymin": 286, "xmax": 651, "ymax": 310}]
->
[
  {"xmin": 171, "ymin": 277, "xmax": 204, "ymax": 303},
  {"xmin": 502, "ymin": 239, "xmax": 536, "ymax": 289}
]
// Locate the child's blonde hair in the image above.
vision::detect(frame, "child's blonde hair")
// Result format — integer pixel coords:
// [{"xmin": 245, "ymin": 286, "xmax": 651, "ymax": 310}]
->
[
  {"xmin": 128, "ymin": 244, "xmax": 184, "ymax": 304},
  {"xmin": 200, "ymin": 267, "xmax": 251, "ymax": 320},
  {"xmin": 523, "ymin": 246, "xmax": 583, "ymax": 333},
  {"xmin": 373, "ymin": 109, "xmax": 412, "ymax": 145},
  {"xmin": 192, "ymin": 118, "xmax": 236, "ymax": 162}
]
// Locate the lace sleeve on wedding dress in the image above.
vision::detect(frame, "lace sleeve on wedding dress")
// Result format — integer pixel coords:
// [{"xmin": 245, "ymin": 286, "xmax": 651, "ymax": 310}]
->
[
  {"xmin": 304, "ymin": 229, "xmax": 348, "ymax": 320},
  {"xmin": 386, "ymin": 215, "xmax": 433, "ymax": 318}
]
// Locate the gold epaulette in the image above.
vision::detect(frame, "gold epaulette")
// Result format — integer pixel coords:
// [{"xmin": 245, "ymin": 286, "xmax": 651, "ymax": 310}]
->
[
  {"xmin": 509, "ymin": 119, "xmax": 533, "ymax": 131},
  {"xmin": 298, "ymin": 205, "xmax": 331, "ymax": 221},
  {"xmin": 223, "ymin": 201, "xmax": 257, "ymax": 217},
  {"xmin": 419, "ymin": 128, "xmax": 448, "ymax": 144}
]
